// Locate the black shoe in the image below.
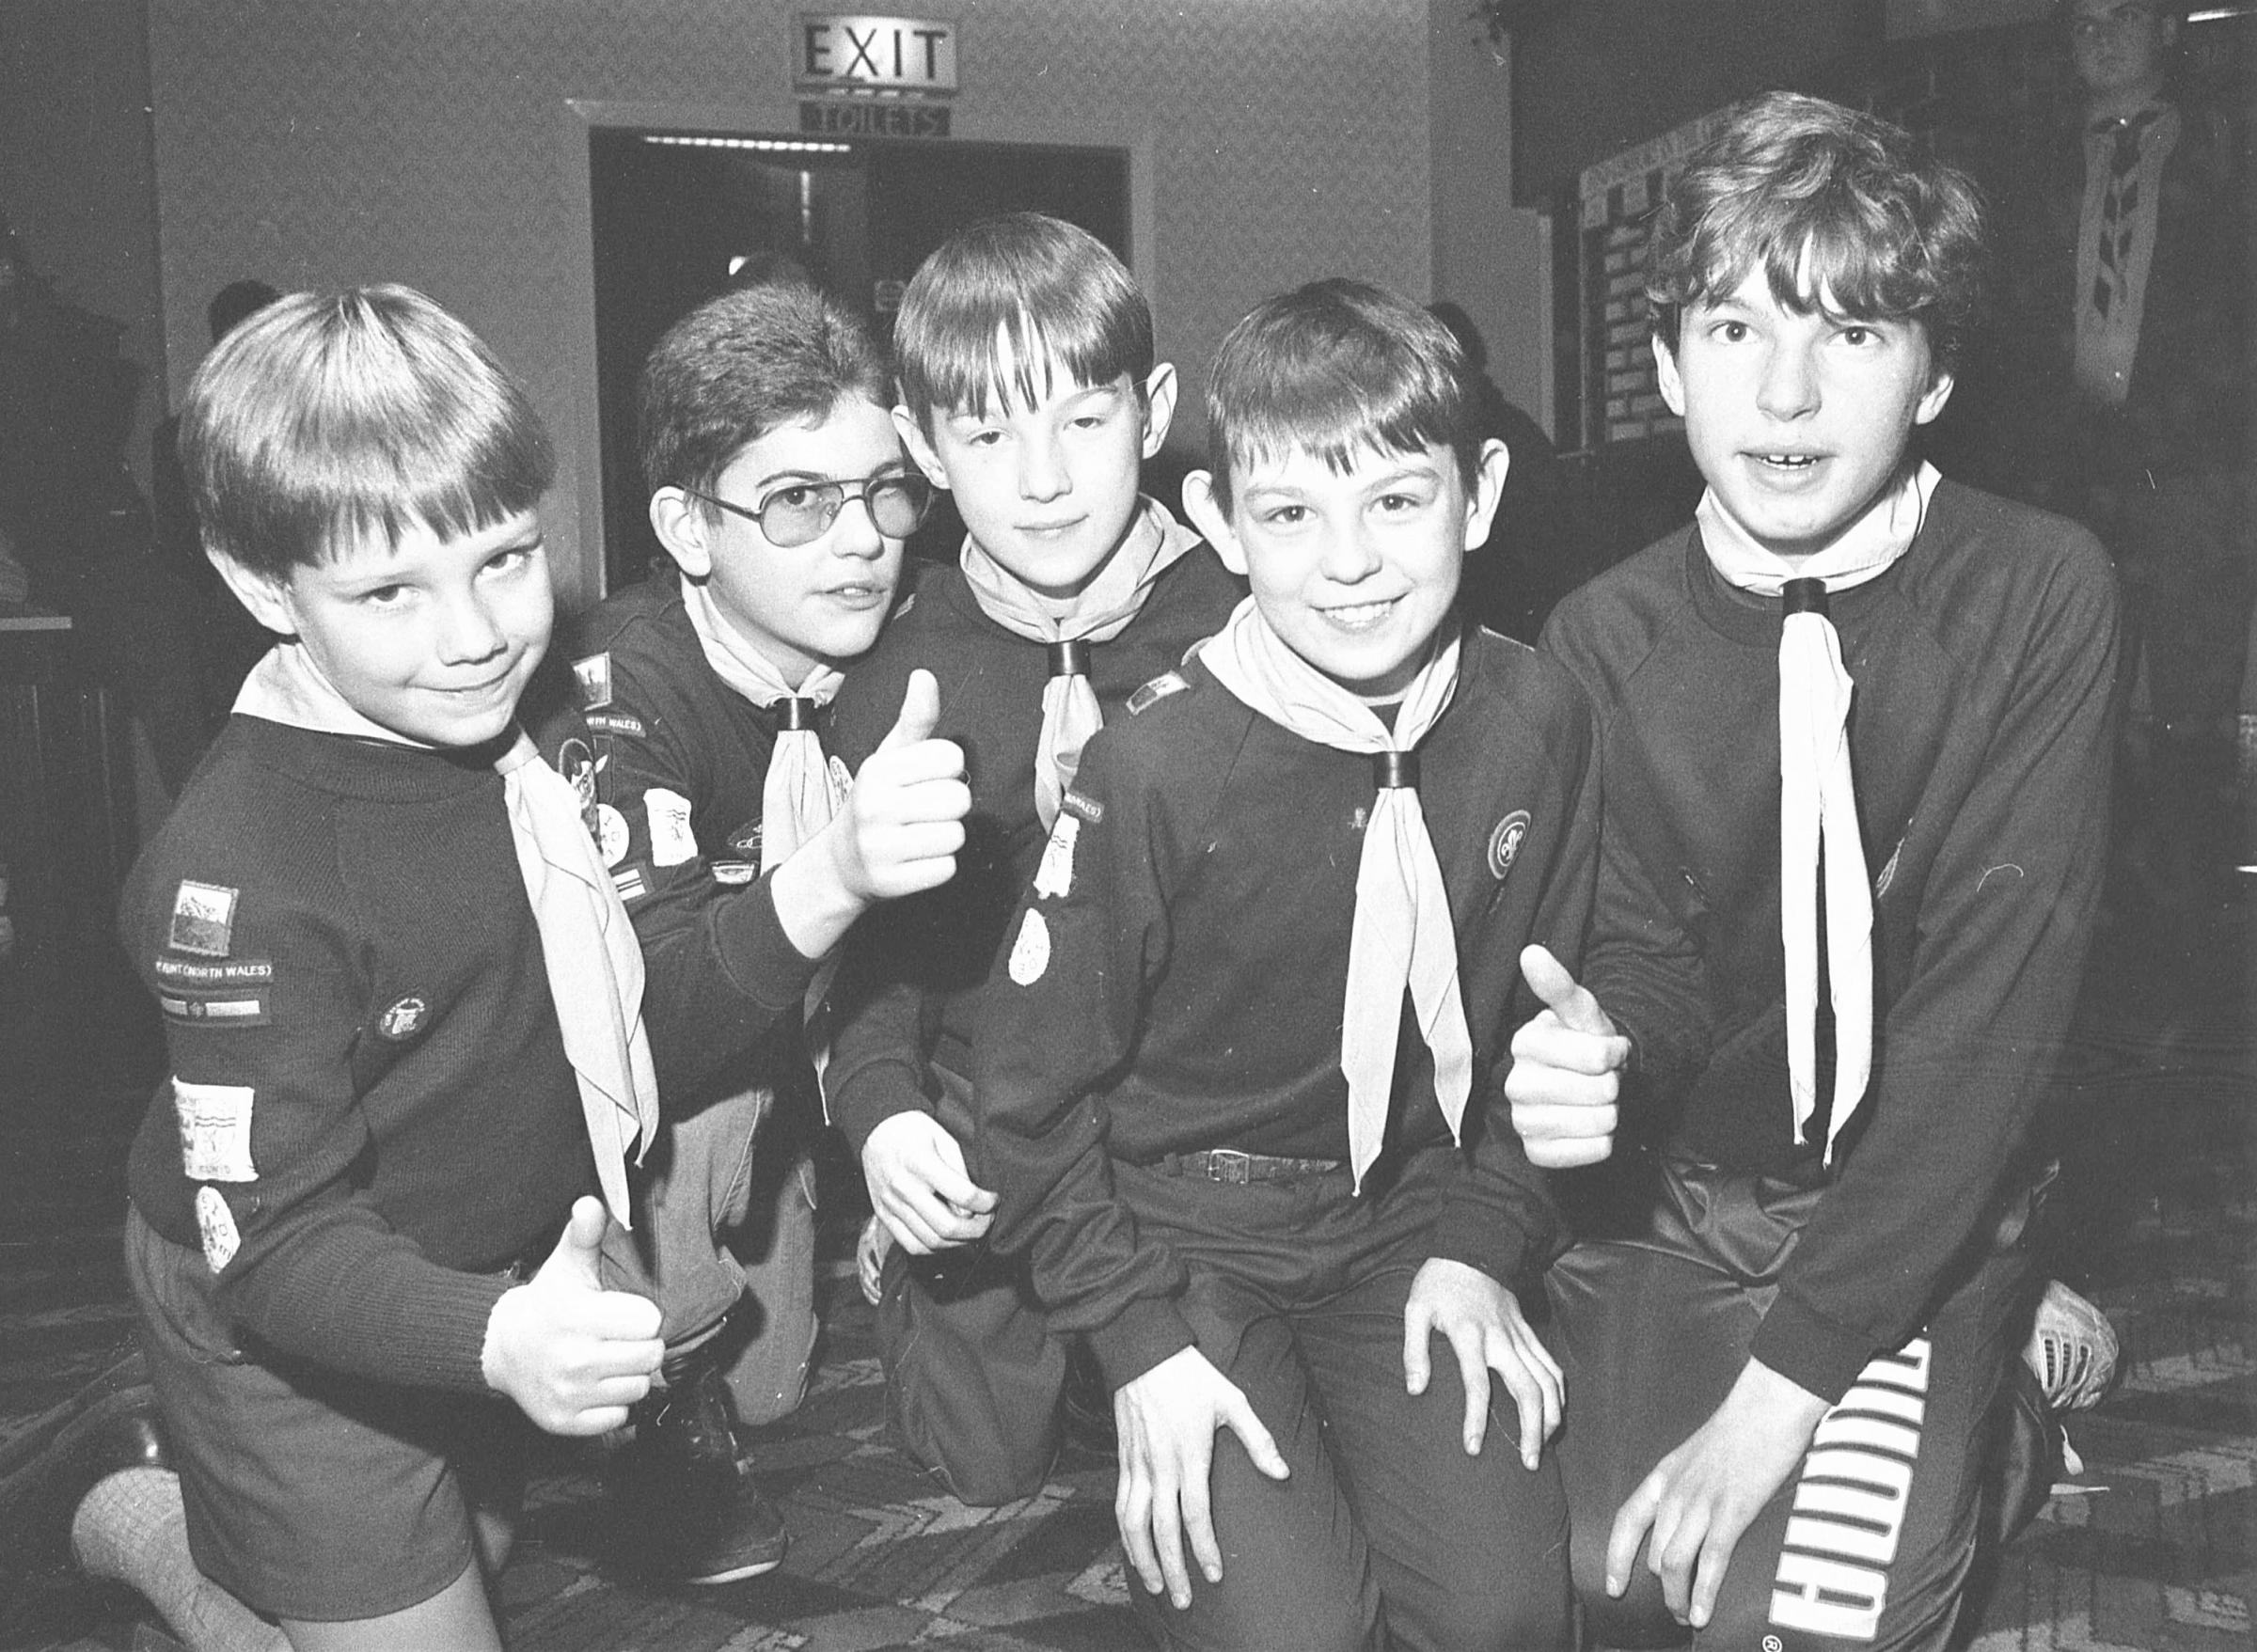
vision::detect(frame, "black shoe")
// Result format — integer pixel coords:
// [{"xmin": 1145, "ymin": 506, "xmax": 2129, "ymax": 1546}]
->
[
  {"xmin": 608, "ymin": 1358, "xmax": 787, "ymax": 1584},
  {"xmin": 0, "ymin": 1358, "xmax": 169, "ymax": 1576}
]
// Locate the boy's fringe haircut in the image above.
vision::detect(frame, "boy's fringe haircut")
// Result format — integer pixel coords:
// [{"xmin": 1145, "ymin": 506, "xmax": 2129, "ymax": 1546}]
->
[
  {"xmin": 1646, "ymin": 92, "xmax": 1987, "ymax": 370},
  {"xmin": 182, "ymin": 285, "xmax": 554, "ymax": 580},
  {"xmin": 892, "ymin": 212, "xmax": 1152, "ymax": 428},
  {"xmin": 639, "ymin": 282, "xmax": 892, "ymax": 505},
  {"xmin": 1202, "ymin": 277, "xmax": 1480, "ymax": 514}
]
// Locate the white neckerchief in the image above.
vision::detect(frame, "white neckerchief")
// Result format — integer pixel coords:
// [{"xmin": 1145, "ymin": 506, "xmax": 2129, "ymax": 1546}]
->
[
  {"xmin": 680, "ymin": 577, "xmax": 846, "ymax": 872},
  {"xmin": 1697, "ymin": 461, "xmax": 1938, "ymax": 1164},
  {"xmin": 959, "ymin": 496, "xmax": 1198, "ymax": 829},
  {"xmin": 1198, "ymin": 597, "xmax": 1472, "ymax": 1192},
  {"xmin": 235, "ymin": 643, "xmax": 658, "ymax": 1228}
]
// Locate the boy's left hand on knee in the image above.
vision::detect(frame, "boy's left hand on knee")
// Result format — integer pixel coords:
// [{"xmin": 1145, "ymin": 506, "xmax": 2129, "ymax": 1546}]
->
[
  {"xmin": 1402, "ymin": 1258, "xmax": 1562, "ymax": 1469},
  {"xmin": 1604, "ymin": 1357, "xmax": 1829, "ymax": 1628}
]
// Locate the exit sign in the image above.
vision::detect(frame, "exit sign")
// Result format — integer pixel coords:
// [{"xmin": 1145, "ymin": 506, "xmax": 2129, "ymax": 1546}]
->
[{"xmin": 794, "ymin": 15, "xmax": 957, "ymax": 94}]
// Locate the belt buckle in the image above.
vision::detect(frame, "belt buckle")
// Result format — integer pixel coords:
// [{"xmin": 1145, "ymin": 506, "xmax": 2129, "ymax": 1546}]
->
[{"xmin": 1206, "ymin": 1148, "xmax": 1253, "ymax": 1185}]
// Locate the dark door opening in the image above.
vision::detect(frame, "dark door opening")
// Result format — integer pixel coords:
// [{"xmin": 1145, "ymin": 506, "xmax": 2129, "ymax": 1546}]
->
[{"xmin": 589, "ymin": 129, "xmax": 1130, "ymax": 594}]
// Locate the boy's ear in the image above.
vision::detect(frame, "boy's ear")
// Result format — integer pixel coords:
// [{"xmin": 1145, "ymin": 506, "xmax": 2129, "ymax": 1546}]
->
[
  {"xmin": 208, "ymin": 549, "xmax": 299, "ymax": 638},
  {"xmin": 649, "ymin": 488, "xmax": 715, "ymax": 579},
  {"xmin": 1137, "ymin": 363, "xmax": 1179, "ymax": 460},
  {"xmin": 1461, "ymin": 438, "xmax": 1512, "ymax": 555},
  {"xmin": 892, "ymin": 405, "xmax": 952, "ymax": 489},
  {"xmin": 1913, "ymin": 366, "xmax": 1956, "ymax": 427},
  {"xmin": 1180, "ymin": 470, "xmax": 1246, "ymax": 577},
  {"xmin": 1652, "ymin": 332, "xmax": 1688, "ymax": 419}
]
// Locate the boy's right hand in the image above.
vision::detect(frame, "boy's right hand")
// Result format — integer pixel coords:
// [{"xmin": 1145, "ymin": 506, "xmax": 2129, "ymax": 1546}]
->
[
  {"xmin": 861, "ymin": 1109, "xmax": 997, "ymax": 1253},
  {"xmin": 1503, "ymin": 944, "xmax": 1630, "ymax": 1169},
  {"xmin": 1115, "ymin": 1346, "xmax": 1289, "ymax": 1611},
  {"xmin": 481, "ymin": 1196, "xmax": 664, "ymax": 1436},
  {"xmin": 834, "ymin": 669, "xmax": 970, "ymax": 902}
]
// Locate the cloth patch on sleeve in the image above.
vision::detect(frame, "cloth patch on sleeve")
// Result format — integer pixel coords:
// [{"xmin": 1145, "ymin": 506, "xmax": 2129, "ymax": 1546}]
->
[
  {"xmin": 572, "ymin": 653, "xmax": 613, "ymax": 710},
  {"xmin": 1007, "ymin": 908, "xmax": 1052, "ymax": 985},
  {"xmin": 172, "ymin": 1078, "xmax": 257, "ymax": 1183},
  {"xmin": 1128, "ymin": 670, "xmax": 1190, "ymax": 716},
  {"xmin": 195, "ymin": 1186, "xmax": 240, "ymax": 1272},
  {"xmin": 152, "ymin": 957, "xmax": 273, "ymax": 989},
  {"xmin": 595, "ymin": 804, "xmax": 631, "ymax": 867},
  {"xmin": 1060, "ymin": 788, "xmax": 1104, "ymax": 826},
  {"xmin": 584, "ymin": 710, "xmax": 645, "ymax": 739},
  {"xmin": 710, "ymin": 861, "xmax": 758, "ymax": 886},
  {"xmin": 644, "ymin": 788, "xmax": 698, "ymax": 867},
  {"xmin": 612, "ymin": 864, "xmax": 650, "ymax": 903},
  {"xmin": 1034, "ymin": 815, "xmax": 1081, "ymax": 900},
  {"xmin": 167, "ymin": 881, "xmax": 238, "ymax": 958},
  {"xmin": 829, "ymin": 754, "xmax": 854, "ymax": 796},
  {"xmin": 160, "ymin": 994, "xmax": 267, "ymax": 1029},
  {"xmin": 1487, "ymin": 810, "xmax": 1531, "ymax": 881}
]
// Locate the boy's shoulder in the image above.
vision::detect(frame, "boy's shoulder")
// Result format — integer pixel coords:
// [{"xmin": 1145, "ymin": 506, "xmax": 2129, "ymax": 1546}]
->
[
  {"xmin": 560, "ymin": 576, "xmax": 696, "ymax": 691},
  {"xmin": 1460, "ymin": 621, "xmax": 1596, "ymax": 737}
]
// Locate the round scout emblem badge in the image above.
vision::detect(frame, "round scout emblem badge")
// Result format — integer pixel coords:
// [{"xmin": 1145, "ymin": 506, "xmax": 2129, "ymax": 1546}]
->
[
  {"xmin": 1488, "ymin": 810, "xmax": 1530, "ymax": 881},
  {"xmin": 378, "ymin": 996, "xmax": 429, "ymax": 1040}
]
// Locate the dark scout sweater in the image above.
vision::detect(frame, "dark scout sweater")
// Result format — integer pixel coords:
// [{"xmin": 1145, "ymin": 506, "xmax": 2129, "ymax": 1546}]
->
[
  {"xmin": 822, "ymin": 542, "xmax": 1243, "ymax": 1154},
  {"xmin": 1541, "ymin": 480, "xmax": 2120, "ymax": 1399},
  {"xmin": 973, "ymin": 626, "xmax": 1600, "ymax": 1388},
  {"xmin": 538, "ymin": 578, "xmax": 825, "ymax": 1107},
  {"xmin": 125, "ymin": 716, "xmax": 592, "ymax": 1393}
]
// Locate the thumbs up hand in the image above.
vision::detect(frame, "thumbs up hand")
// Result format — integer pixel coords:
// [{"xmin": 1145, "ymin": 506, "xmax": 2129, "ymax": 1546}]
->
[
  {"xmin": 771, "ymin": 669, "xmax": 971, "ymax": 960},
  {"xmin": 1503, "ymin": 945, "xmax": 1631, "ymax": 1169},
  {"xmin": 481, "ymin": 1196, "xmax": 665, "ymax": 1436},
  {"xmin": 839, "ymin": 669, "xmax": 971, "ymax": 902}
]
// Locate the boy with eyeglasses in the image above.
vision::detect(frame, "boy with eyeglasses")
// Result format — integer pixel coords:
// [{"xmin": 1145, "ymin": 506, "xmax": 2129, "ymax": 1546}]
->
[{"xmin": 535, "ymin": 280, "xmax": 970, "ymax": 1582}]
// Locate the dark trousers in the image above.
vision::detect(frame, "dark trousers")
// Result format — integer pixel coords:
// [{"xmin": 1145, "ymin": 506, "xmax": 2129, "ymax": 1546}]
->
[
  {"xmin": 1116, "ymin": 1148, "xmax": 1572, "ymax": 1652},
  {"xmin": 1547, "ymin": 1165, "xmax": 2032, "ymax": 1652}
]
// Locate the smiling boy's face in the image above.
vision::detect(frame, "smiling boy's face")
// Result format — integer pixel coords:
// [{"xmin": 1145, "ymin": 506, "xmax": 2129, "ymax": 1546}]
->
[
  {"xmin": 896, "ymin": 339, "xmax": 1176, "ymax": 603},
  {"xmin": 220, "ymin": 509, "xmax": 554, "ymax": 748},
  {"xmin": 1186, "ymin": 436, "xmax": 1506, "ymax": 701},
  {"xmin": 1656, "ymin": 269, "xmax": 1953, "ymax": 563}
]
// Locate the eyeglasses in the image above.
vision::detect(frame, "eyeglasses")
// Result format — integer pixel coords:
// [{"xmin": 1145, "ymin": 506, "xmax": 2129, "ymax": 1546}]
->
[{"xmin": 685, "ymin": 471, "xmax": 934, "ymax": 547}]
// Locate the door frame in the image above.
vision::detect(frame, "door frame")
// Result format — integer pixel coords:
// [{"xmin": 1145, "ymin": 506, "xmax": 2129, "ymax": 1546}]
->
[{"xmin": 560, "ymin": 97, "xmax": 1155, "ymax": 606}]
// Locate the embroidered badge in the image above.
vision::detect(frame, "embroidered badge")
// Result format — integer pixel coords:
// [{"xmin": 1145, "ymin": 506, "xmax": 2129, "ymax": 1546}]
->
[
  {"xmin": 595, "ymin": 804, "xmax": 631, "ymax": 868},
  {"xmin": 1006, "ymin": 908, "xmax": 1052, "ymax": 985},
  {"xmin": 644, "ymin": 788, "xmax": 698, "ymax": 868},
  {"xmin": 1034, "ymin": 815, "xmax": 1080, "ymax": 900},
  {"xmin": 572, "ymin": 653, "xmax": 613, "ymax": 710},
  {"xmin": 613, "ymin": 865, "xmax": 649, "ymax": 902},
  {"xmin": 152, "ymin": 957, "xmax": 273, "ymax": 988},
  {"xmin": 584, "ymin": 710, "xmax": 645, "ymax": 739},
  {"xmin": 377, "ymin": 996, "xmax": 429, "ymax": 1041},
  {"xmin": 172, "ymin": 1078, "xmax": 257, "ymax": 1183},
  {"xmin": 167, "ymin": 882, "xmax": 238, "ymax": 958},
  {"xmin": 828, "ymin": 754, "xmax": 854, "ymax": 796},
  {"xmin": 1488, "ymin": 810, "xmax": 1531, "ymax": 881},
  {"xmin": 1060, "ymin": 788, "xmax": 1105, "ymax": 826},
  {"xmin": 160, "ymin": 995, "xmax": 267, "ymax": 1028},
  {"xmin": 728, "ymin": 821, "xmax": 765, "ymax": 857},
  {"xmin": 195, "ymin": 1186, "xmax": 240, "ymax": 1272},
  {"xmin": 711, "ymin": 861, "xmax": 758, "ymax": 886},
  {"xmin": 1128, "ymin": 671, "xmax": 1190, "ymax": 716}
]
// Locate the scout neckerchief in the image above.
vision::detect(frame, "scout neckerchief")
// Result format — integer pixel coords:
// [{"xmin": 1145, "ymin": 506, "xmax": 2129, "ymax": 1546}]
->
[
  {"xmin": 681, "ymin": 576, "xmax": 848, "ymax": 872},
  {"xmin": 2074, "ymin": 101, "xmax": 2178, "ymax": 407},
  {"xmin": 234, "ymin": 641, "xmax": 658, "ymax": 1228},
  {"xmin": 1696, "ymin": 460, "xmax": 1938, "ymax": 1165},
  {"xmin": 958, "ymin": 495, "xmax": 1198, "ymax": 829},
  {"xmin": 1197, "ymin": 596, "xmax": 1473, "ymax": 1192}
]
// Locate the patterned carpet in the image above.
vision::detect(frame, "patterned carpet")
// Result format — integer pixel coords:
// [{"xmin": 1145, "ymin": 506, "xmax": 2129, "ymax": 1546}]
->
[{"xmin": 2, "ymin": 893, "xmax": 2250, "ymax": 1651}]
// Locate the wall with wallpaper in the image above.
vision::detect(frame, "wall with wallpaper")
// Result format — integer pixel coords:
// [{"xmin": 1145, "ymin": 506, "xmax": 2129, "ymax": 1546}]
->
[{"xmin": 147, "ymin": 0, "xmax": 1447, "ymax": 604}]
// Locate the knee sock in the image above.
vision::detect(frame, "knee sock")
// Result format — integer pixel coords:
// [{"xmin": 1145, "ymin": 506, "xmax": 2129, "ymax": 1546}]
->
[{"xmin": 71, "ymin": 1468, "xmax": 289, "ymax": 1652}]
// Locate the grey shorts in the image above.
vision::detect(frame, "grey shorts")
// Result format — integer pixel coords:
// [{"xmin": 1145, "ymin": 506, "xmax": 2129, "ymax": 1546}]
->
[{"xmin": 123, "ymin": 1203, "xmax": 528, "ymax": 1622}]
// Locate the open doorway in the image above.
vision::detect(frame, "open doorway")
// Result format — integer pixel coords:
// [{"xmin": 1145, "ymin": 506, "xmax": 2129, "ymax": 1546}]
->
[{"xmin": 589, "ymin": 128, "xmax": 1130, "ymax": 592}]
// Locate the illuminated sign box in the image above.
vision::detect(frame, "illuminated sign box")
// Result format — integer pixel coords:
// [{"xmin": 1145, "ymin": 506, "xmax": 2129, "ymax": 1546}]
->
[{"xmin": 794, "ymin": 14, "xmax": 957, "ymax": 94}]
